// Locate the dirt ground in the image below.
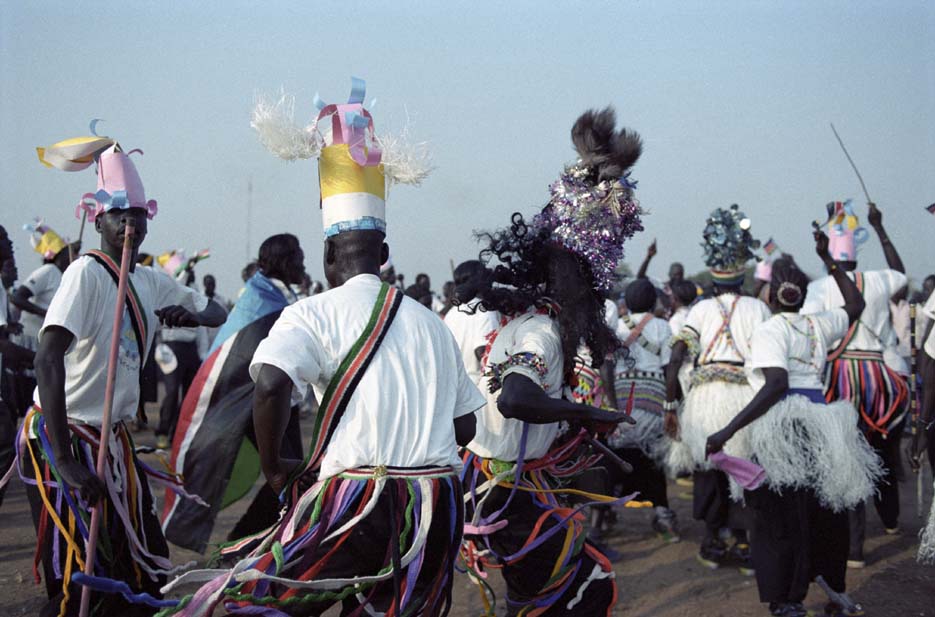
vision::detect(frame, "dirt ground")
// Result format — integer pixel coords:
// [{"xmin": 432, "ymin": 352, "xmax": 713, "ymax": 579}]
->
[{"xmin": 2, "ymin": 408, "xmax": 933, "ymax": 616}]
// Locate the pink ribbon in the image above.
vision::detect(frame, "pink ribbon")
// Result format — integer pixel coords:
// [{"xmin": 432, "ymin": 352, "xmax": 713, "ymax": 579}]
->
[{"xmin": 708, "ymin": 451, "xmax": 767, "ymax": 490}]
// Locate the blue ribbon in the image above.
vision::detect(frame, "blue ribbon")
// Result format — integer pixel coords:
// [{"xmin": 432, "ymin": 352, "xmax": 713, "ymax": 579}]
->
[
  {"xmin": 95, "ymin": 189, "xmax": 128, "ymax": 211},
  {"xmin": 347, "ymin": 76, "xmax": 366, "ymax": 104},
  {"xmin": 313, "ymin": 93, "xmax": 326, "ymax": 111},
  {"xmin": 89, "ymin": 118, "xmax": 103, "ymax": 136},
  {"xmin": 620, "ymin": 171, "xmax": 638, "ymax": 190},
  {"xmin": 344, "ymin": 111, "xmax": 370, "ymax": 129}
]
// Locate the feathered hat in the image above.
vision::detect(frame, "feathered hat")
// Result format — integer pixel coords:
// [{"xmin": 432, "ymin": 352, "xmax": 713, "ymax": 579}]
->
[
  {"xmin": 23, "ymin": 218, "xmax": 67, "ymax": 260},
  {"xmin": 702, "ymin": 204, "xmax": 760, "ymax": 287},
  {"xmin": 251, "ymin": 77, "xmax": 431, "ymax": 238},
  {"xmin": 823, "ymin": 200, "xmax": 868, "ymax": 262},
  {"xmin": 36, "ymin": 121, "xmax": 158, "ymax": 222},
  {"xmin": 532, "ymin": 107, "xmax": 644, "ymax": 291}
]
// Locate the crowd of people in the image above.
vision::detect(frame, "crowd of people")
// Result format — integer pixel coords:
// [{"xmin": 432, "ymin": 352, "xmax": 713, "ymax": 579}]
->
[{"xmin": 0, "ymin": 80, "xmax": 933, "ymax": 617}]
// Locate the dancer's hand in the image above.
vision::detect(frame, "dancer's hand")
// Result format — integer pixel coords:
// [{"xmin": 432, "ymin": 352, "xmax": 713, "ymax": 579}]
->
[
  {"xmin": 155, "ymin": 305, "xmax": 200, "ymax": 328},
  {"xmin": 264, "ymin": 458, "xmax": 301, "ymax": 495},
  {"xmin": 908, "ymin": 430, "xmax": 928, "ymax": 473},
  {"xmin": 813, "ymin": 229, "xmax": 830, "ymax": 261},
  {"xmin": 647, "ymin": 239, "xmax": 657, "ymax": 258},
  {"xmin": 705, "ymin": 428, "xmax": 732, "ymax": 456},
  {"xmin": 663, "ymin": 410, "xmax": 680, "ymax": 440},
  {"xmin": 867, "ymin": 202, "xmax": 882, "ymax": 229},
  {"xmin": 57, "ymin": 455, "xmax": 106, "ymax": 506},
  {"xmin": 585, "ymin": 406, "xmax": 636, "ymax": 427}
]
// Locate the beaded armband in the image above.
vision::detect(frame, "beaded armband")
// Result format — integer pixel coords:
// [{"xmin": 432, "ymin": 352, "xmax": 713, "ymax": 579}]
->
[
  {"xmin": 485, "ymin": 352, "xmax": 548, "ymax": 393},
  {"xmin": 671, "ymin": 328, "xmax": 700, "ymax": 357}
]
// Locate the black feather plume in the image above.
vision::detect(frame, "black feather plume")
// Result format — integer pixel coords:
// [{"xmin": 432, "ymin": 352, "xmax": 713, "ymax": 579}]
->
[{"xmin": 570, "ymin": 106, "xmax": 642, "ymax": 182}]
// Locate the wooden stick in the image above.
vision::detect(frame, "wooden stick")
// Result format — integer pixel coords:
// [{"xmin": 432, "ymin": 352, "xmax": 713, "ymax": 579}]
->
[
  {"xmin": 830, "ymin": 123, "xmax": 872, "ymax": 204},
  {"xmin": 69, "ymin": 211, "xmax": 88, "ymax": 264},
  {"xmin": 78, "ymin": 219, "xmax": 135, "ymax": 617}
]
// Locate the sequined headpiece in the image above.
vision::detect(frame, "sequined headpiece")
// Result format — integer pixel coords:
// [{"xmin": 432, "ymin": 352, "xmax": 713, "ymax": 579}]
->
[
  {"xmin": 702, "ymin": 204, "xmax": 760, "ymax": 287},
  {"xmin": 532, "ymin": 107, "xmax": 644, "ymax": 292}
]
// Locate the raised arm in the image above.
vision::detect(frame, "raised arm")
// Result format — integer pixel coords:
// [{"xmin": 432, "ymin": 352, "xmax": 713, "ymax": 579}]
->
[
  {"xmin": 867, "ymin": 203, "xmax": 905, "ymax": 274},
  {"xmin": 636, "ymin": 240, "xmax": 657, "ymax": 280},
  {"xmin": 815, "ymin": 229, "xmax": 865, "ymax": 324}
]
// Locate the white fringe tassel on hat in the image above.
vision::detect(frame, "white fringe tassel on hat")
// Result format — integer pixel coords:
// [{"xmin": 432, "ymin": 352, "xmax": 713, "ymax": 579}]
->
[
  {"xmin": 920, "ymin": 481, "xmax": 935, "ymax": 564},
  {"xmin": 748, "ymin": 395, "xmax": 883, "ymax": 512},
  {"xmin": 251, "ymin": 92, "xmax": 323, "ymax": 161},
  {"xmin": 376, "ymin": 129, "xmax": 433, "ymax": 188}
]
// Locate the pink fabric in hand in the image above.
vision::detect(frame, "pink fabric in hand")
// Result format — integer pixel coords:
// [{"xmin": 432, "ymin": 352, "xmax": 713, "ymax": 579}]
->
[{"xmin": 708, "ymin": 451, "xmax": 766, "ymax": 490}]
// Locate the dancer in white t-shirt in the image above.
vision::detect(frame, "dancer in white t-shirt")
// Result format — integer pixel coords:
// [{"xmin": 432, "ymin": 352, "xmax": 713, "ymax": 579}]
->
[{"xmin": 706, "ymin": 231, "xmax": 882, "ymax": 617}]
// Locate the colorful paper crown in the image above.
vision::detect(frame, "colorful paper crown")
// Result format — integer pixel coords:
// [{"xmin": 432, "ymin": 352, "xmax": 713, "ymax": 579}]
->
[
  {"xmin": 251, "ymin": 77, "xmax": 432, "ymax": 238},
  {"xmin": 702, "ymin": 204, "xmax": 760, "ymax": 286},
  {"xmin": 532, "ymin": 108, "xmax": 644, "ymax": 292},
  {"xmin": 37, "ymin": 122, "xmax": 158, "ymax": 222},
  {"xmin": 157, "ymin": 248, "xmax": 210, "ymax": 277},
  {"xmin": 824, "ymin": 200, "xmax": 868, "ymax": 262},
  {"xmin": 23, "ymin": 219, "xmax": 67, "ymax": 260}
]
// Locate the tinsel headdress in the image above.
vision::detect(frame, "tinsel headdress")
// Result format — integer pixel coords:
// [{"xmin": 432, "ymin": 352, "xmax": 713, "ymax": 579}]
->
[
  {"xmin": 702, "ymin": 204, "xmax": 760, "ymax": 286},
  {"xmin": 37, "ymin": 121, "xmax": 158, "ymax": 222},
  {"xmin": 532, "ymin": 107, "xmax": 644, "ymax": 291},
  {"xmin": 251, "ymin": 77, "xmax": 432, "ymax": 238}
]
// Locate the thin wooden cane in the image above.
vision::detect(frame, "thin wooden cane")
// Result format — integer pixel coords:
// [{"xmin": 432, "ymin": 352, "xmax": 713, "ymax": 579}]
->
[{"xmin": 78, "ymin": 219, "xmax": 135, "ymax": 617}]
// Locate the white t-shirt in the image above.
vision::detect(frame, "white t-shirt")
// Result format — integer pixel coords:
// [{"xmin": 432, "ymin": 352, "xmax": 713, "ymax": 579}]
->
[
  {"xmin": 680, "ymin": 294, "xmax": 771, "ymax": 364},
  {"xmin": 35, "ymin": 256, "xmax": 208, "ymax": 426},
  {"xmin": 616, "ymin": 312, "xmax": 672, "ymax": 373},
  {"xmin": 20, "ymin": 263, "xmax": 63, "ymax": 347},
  {"xmin": 444, "ymin": 299, "xmax": 500, "ymax": 386},
  {"xmin": 749, "ymin": 309, "xmax": 850, "ymax": 390},
  {"xmin": 250, "ymin": 274, "xmax": 484, "ymax": 479},
  {"xmin": 923, "ymin": 292, "xmax": 935, "ymax": 360},
  {"xmin": 669, "ymin": 306, "xmax": 690, "ymax": 336},
  {"xmin": 801, "ymin": 270, "xmax": 907, "ymax": 353},
  {"xmin": 468, "ymin": 310, "xmax": 565, "ymax": 461}
]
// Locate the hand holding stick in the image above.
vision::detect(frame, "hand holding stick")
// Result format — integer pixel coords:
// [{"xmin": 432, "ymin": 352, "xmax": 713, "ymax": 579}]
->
[{"xmin": 78, "ymin": 219, "xmax": 135, "ymax": 617}]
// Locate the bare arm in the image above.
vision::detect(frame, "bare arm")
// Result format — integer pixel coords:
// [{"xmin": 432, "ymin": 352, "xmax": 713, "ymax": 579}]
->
[
  {"xmin": 815, "ymin": 230, "xmax": 865, "ymax": 324},
  {"xmin": 867, "ymin": 203, "xmax": 905, "ymax": 274},
  {"xmin": 497, "ymin": 373, "xmax": 631, "ymax": 426},
  {"xmin": 454, "ymin": 412, "xmax": 476, "ymax": 446},
  {"xmin": 155, "ymin": 298, "xmax": 228, "ymax": 329},
  {"xmin": 706, "ymin": 367, "xmax": 789, "ymax": 455},
  {"xmin": 253, "ymin": 364, "xmax": 299, "ymax": 494},
  {"xmin": 11, "ymin": 287, "xmax": 46, "ymax": 318},
  {"xmin": 636, "ymin": 240, "xmax": 657, "ymax": 280},
  {"xmin": 600, "ymin": 356, "xmax": 619, "ymax": 411},
  {"xmin": 34, "ymin": 326, "xmax": 105, "ymax": 503}
]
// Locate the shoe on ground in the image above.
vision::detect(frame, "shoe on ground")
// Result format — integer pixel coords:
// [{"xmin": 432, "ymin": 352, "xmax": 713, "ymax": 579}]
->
[
  {"xmin": 155, "ymin": 435, "xmax": 170, "ymax": 449},
  {"xmin": 675, "ymin": 476, "xmax": 694, "ymax": 487},
  {"xmin": 728, "ymin": 542, "xmax": 755, "ymax": 576},
  {"xmin": 651, "ymin": 508, "xmax": 681, "ymax": 544},
  {"xmin": 769, "ymin": 601, "xmax": 810, "ymax": 616},
  {"xmin": 696, "ymin": 537, "xmax": 727, "ymax": 570},
  {"xmin": 884, "ymin": 526, "xmax": 900, "ymax": 535},
  {"xmin": 824, "ymin": 594, "xmax": 864, "ymax": 616},
  {"xmin": 845, "ymin": 559, "xmax": 865, "ymax": 569}
]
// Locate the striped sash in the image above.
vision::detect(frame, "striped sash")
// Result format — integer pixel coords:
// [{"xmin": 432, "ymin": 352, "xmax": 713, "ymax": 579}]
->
[
  {"xmin": 85, "ymin": 249, "xmax": 149, "ymax": 362},
  {"xmin": 287, "ymin": 282, "xmax": 403, "ymax": 490}
]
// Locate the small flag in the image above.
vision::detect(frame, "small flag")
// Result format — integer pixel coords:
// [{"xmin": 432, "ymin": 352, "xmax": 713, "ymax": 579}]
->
[
  {"xmin": 926, "ymin": 203, "xmax": 935, "ymax": 215},
  {"xmin": 763, "ymin": 237, "xmax": 779, "ymax": 256}
]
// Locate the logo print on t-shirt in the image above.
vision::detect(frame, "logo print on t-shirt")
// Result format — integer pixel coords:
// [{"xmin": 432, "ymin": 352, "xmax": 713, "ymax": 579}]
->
[{"xmin": 117, "ymin": 308, "xmax": 141, "ymax": 371}]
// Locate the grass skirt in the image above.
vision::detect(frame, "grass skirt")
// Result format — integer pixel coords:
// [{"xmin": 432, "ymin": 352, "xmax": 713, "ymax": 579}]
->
[
  {"xmin": 920, "ymin": 478, "xmax": 935, "ymax": 564},
  {"xmin": 748, "ymin": 395, "xmax": 883, "ymax": 512}
]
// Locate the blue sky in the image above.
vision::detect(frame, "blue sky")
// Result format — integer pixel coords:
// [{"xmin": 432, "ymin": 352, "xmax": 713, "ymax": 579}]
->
[{"xmin": 2, "ymin": 1, "xmax": 933, "ymax": 296}]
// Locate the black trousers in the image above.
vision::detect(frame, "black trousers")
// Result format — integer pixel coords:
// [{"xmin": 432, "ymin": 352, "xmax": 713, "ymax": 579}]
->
[
  {"xmin": 156, "ymin": 340, "xmax": 200, "ymax": 438},
  {"xmin": 466, "ymin": 478, "xmax": 616, "ymax": 616},
  {"xmin": 613, "ymin": 447, "xmax": 669, "ymax": 508},
  {"xmin": 849, "ymin": 424, "xmax": 903, "ymax": 556},
  {"xmin": 693, "ymin": 469, "xmax": 749, "ymax": 536},
  {"xmin": 746, "ymin": 485, "xmax": 848, "ymax": 604},
  {"xmin": 23, "ymin": 438, "xmax": 168, "ymax": 617}
]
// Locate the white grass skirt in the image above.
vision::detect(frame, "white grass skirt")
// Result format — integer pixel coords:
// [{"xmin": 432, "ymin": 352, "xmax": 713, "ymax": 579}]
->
[
  {"xmin": 748, "ymin": 395, "xmax": 883, "ymax": 512},
  {"xmin": 920, "ymin": 479, "xmax": 935, "ymax": 564},
  {"xmin": 666, "ymin": 380, "xmax": 756, "ymax": 476}
]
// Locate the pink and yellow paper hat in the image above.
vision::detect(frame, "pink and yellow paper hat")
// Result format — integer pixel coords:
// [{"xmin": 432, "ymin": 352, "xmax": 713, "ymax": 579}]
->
[
  {"xmin": 23, "ymin": 219, "xmax": 67, "ymax": 259},
  {"xmin": 251, "ymin": 77, "xmax": 431, "ymax": 238},
  {"xmin": 824, "ymin": 200, "xmax": 868, "ymax": 262},
  {"xmin": 37, "ymin": 122, "xmax": 157, "ymax": 222}
]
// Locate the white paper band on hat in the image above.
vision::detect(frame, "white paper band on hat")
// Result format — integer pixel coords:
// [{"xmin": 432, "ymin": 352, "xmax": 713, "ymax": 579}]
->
[{"xmin": 321, "ymin": 192, "xmax": 386, "ymax": 229}]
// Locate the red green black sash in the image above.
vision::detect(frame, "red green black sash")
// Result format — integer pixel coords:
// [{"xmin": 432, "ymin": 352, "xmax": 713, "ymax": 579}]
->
[{"xmin": 85, "ymin": 249, "xmax": 149, "ymax": 362}]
